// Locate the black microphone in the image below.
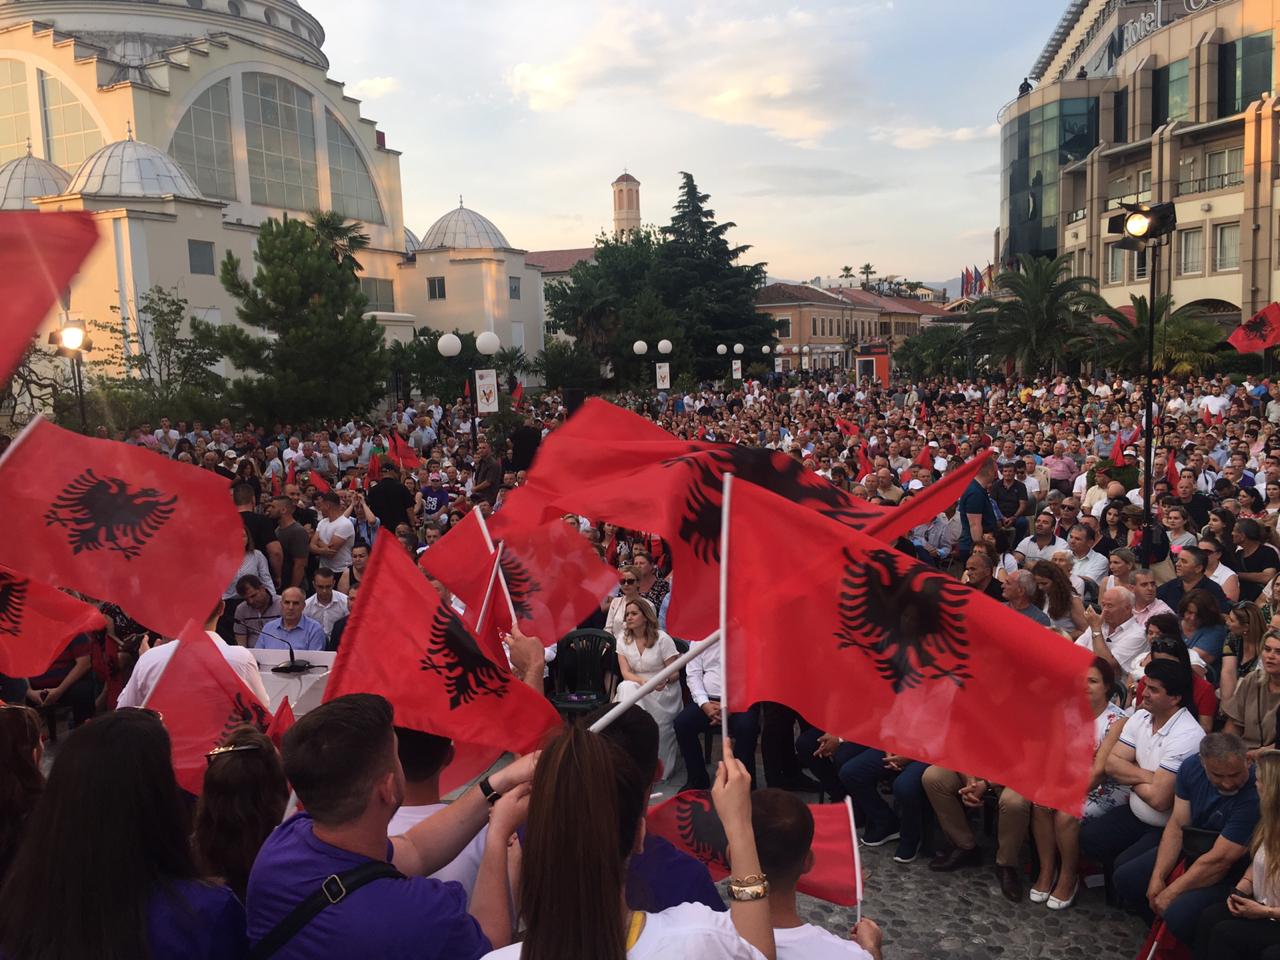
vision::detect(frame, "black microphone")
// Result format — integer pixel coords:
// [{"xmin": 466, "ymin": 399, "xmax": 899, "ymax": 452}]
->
[{"xmin": 261, "ymin": 631, "xmax": 314, "ymax": 673}]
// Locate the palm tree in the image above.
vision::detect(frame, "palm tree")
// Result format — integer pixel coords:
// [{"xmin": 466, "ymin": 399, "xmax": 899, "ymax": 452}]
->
[
  {"xmin": 309, "ymin": 209, "xmax": 370, "ymax": 272},
  {"xmin": 1093, "ymin": 295, "xmax": 1222, "ymax": 376},
  {"xmin": 963, "ymin": 253, "xmax": 1103, "ymax": 375},
  {"xmin": 494, "ymin": 346, "xmax": 529, "ymax": 390},
  {"xmin": 839, "ymin": 265, "xmax": 855, "ymax": 284},
  {"xmin": 859, "ymin": 263, "xmax": 875, "ymax": 289}
]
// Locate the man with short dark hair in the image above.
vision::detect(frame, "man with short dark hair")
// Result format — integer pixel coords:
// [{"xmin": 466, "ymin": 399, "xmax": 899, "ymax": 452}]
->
[
  {"xmin": 367, "ymin": 461, "xmax": 416, "ymax": 531},
  {"xmin": 235, "ymin": 482, "xmax": 283, "ymax": 586},
  {"xmin": 303, "ymin": 567, "xmax": 349, "ymax": 642},
  {"xmin": 956, "ymin": 459, "xmax": 997, "ymax": 560},
  {"xmin": 1158, "ymin": 546, "xmax": 1230, "ymax": 613},
  {"xmin": 269, "ymin": 495, "xmax": 310, "ymax": 591},
  {"xmin": 247, "ymin": 693, "xmax": 535, "ymax": 957},
  {"xmin": 992, "ymin": 460, "xmax": 1030, "ymax": 541},
  {"xmin": 751, "ymin": 788, "xmax": 883, "ymax": 959},
  {"xmin": 311, "ymin": 492, "xmax": 354, "ymax": 574},
  {"xmin": 964, "ymin": 551, "xmax": 1003, "ymax": 601},
  {"xmin": 233, "ymin": 574, "xmax": 282, "ymax": 647},
  {"xmin": 1114, "ymin": 732, "xmax": 1258, "ymax": 947},
  {"xmin": 1014, "ymin": 511, "xmax": 1067, "ymax": 567}
]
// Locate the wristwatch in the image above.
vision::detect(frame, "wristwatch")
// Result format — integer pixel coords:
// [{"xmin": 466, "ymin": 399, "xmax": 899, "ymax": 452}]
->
[{"xmin": 479, "ymin": 776, "xmax": 502, "ymax": 805}]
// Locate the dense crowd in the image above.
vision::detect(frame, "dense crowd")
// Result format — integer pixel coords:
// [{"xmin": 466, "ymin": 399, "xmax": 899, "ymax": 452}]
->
[{"xmin": 6, "ymin": 369, "xmax": 1280, "ymax": 958}]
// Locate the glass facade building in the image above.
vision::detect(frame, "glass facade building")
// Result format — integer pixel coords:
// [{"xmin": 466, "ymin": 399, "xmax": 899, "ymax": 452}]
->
[{"xmin": 1000, "ymin": 97, "xmax": 1098, "ymax": 261}]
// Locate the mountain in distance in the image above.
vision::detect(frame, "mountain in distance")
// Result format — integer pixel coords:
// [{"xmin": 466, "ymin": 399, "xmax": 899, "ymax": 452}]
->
[{"xmin": 924, "ymin": 277, "xmax": 962, "ymax": 300}]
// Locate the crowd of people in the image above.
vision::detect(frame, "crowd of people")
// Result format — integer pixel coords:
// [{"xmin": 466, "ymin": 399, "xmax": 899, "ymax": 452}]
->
[{"xmin": 7, "ymin": 368, "xmax": 1280, "ymax": 958}]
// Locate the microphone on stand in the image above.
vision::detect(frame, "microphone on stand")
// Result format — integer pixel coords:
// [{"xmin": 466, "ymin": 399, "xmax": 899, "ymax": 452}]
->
[{"xmin": 263, "ymin": 633, "xmax": 314, "ymax": 674}]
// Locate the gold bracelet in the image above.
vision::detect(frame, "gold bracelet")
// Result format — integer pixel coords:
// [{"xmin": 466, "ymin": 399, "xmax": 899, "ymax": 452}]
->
[
  {"xmin": 731, "ymin": 874, "xmax": 767, "ymax": 885},
  {"xmin": 728, "ymin": 880, "xmax": 770, "ymax": 901}
]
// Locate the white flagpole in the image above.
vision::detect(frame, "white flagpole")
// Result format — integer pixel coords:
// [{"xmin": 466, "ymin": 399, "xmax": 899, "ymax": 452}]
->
[
  {"xmin": 718, "ymin": 473, "xmax": 732, "ymax": 746},
  {"xmin": 846, "ymin": 796, "xmax": 863, "ymax": 925},
  {"xmin": 589, "ymin": 630, "xmax": 720, "ymax": 734},
  {"xmin": 476, "ymin": 543, "xmax": 503, "ymax": 632},
  {"xmin": 473, "ymin": 507, "xmax": 518, "ymax": 625}
]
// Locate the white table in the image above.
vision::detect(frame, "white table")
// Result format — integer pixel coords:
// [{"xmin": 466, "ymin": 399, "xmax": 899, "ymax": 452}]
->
[{"xmin": 253, "ymin": 649, "xmax": 335, "ymax": 714}]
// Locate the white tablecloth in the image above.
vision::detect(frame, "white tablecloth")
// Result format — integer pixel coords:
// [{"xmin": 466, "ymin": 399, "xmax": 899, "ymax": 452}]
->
[{"xmin": 253, "ymin": 650, "xmax": 335, "ymax": 714}]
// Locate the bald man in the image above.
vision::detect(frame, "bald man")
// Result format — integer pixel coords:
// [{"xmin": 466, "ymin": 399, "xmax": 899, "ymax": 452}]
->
[
  {"xmin": 1079, "ymin": 587, "xmax": 1148, "ymax": 682},
  {"xmin": 258, "ymin": 586, "xmax": 327, "ymax": 652}
]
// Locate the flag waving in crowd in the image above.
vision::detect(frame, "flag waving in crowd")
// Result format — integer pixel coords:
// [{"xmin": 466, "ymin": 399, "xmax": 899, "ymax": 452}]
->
[{"xmin": 0, "ymin": 564, "xmax": 106, "ymax": 677}]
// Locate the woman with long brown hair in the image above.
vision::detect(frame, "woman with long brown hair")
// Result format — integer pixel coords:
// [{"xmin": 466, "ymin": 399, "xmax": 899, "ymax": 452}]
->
[
  {"xmin": 615, "ymin": 598, "xmax": 682, "ymax": 782},
  {"xmin": 193, "ymin": 725, "xmax": 289, "ymax": 902},
  {"xmin": 482, "ymin": 724, "xmax": 773, "ymax": 959},
  {"xmin": 1222, "ymin": 602, "xmax": 1268, "ymax": 704},
  {"xmin": 1032, "ymin": 560, "xmax": 1087, "ymax": 636}
]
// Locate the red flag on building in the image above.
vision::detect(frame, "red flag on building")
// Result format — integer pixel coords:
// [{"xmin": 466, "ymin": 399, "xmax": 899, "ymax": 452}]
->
[
  {"xmin": 325, "ymin": 536, "xmax": 560, "ymax": 757},
  {"xmin": 0, "ymin": 418, "xmax": 244, "ymax": 637},
  {"xmin": 143, "ymin": 623, "xmax": 271, "ymax": 795},
  {"xmin": 388, "ymin": 430, "xmax": 419, "ymax": 469},
  {"xmin": 0, "ymin": 563, "xmax": 107, "ymax": 676},
  {"xmin": 307, "ymin": 471, "xmax": 331, "ymax": 494},
  {"xmin": 724, "ymin": 478, "xmax": 1094, "ymax": 813},
  {"xmin": 645, "ymin": 790, "xmax": 861, "ymax": 906},
  {"xmin": 498, "ymin": 518, "xmax": 619, "ymax": 646},
  {"xmin": 265, "ymin": 696, "xmax": 295, "ymax": 751},
  {"xmin": 1228, "ymin": 302, "xmax": 1280, "ymax": 353},
  {"xmin": 0, "ymin": 211, "xmax": 99, "ymax": 385}
]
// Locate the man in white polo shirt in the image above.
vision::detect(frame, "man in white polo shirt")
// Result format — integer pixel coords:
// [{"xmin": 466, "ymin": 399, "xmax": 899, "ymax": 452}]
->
[
  {"xmin": 1079, "ymin": 660, "xmax": 1204, "ymax": 870},
  {"xmin": 117, "ymin": 601, "xmax": 269, "ymax": 708}
]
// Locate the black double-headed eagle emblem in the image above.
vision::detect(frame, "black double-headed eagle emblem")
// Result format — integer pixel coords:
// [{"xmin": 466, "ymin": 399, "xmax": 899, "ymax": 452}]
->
[
  {"xmin": 419, "ymin": 606, "xmax": 509, "ymax": 708},
  {"xmin": 0, "ymin": 569, "xmax": 28, "ymax": 637},
  {"xmin": 498, "ymin": 553, "xmax": 540, "ymax": 622},
  {"xmin": 44, "ymin": 470, "xmax": 176, "ymax": 560},
  {"xmin": 675, "ymin": 790, "xmax": 730, "ymax": 872}
]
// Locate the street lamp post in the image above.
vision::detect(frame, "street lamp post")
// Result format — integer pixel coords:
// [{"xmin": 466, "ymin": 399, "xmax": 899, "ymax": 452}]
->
[
  {"xmin": 48, "ymin": 318, "xmax": 91, "ymax": 432},
  {"xmin": 437, "ymin": 330, "xmax": 500, "ymax": 448},
  {"xmin": 633, "ymin": 338, "xmax": 673, "ymax": 390}
]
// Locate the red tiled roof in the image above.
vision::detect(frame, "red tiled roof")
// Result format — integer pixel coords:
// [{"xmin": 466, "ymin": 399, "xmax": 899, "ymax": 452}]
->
[
  {"xmin": 525, "ymin": 248, "xmax": 596, "ymax": 274},
  {"xmin": 825, "ymin": 287, "xmax": 961, "ymax": 316},
  {"xmin": 1091, "ymin": 304, "xmax": 1136, "ymax": 328},
  {"xmin": 755, "ymin": 282, "xmax": 853, "ymax": 308}
]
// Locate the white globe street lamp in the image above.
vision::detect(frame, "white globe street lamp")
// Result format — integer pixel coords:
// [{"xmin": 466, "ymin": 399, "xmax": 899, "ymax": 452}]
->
[
  {"xmin": 476, "ymin": 331, "xmax": 501, "ymax": 356},
  {"xmin": 733, "ymin": 343, "xmax": 744, "ymax": 355},
  {"xmin": 437, "ymin": 332, "xmax": 462, "ymax": 358},
  {"xmin": 716, "ymin": 344, "xmax": 727, "ymax": 355},
  {"xmin": 657, "ymin": 339, "xmax": 673, "ymax": 355},
  {"xmin": 633, "ymin": 340, "xmax": 649, "ymax": 355},
  {"xmin": 761, "ymin": 345, "xmax": 771, "ymax": 355}
]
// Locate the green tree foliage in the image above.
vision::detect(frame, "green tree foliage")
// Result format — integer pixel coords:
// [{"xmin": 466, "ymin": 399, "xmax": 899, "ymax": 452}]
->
[
  {"xmin": 892, "ymin": 324, "xmax": 969, "ymax": 378},
  {"xmin": 529, "ymin": 339, "xmax": 604, "ymax": 391},
  {"xmin": 1092, "ymin": 295, "xmax": 1223, "ymax": 377},
  {"xmin": 543, "ymin": 173, "xmax": 774, "ymax": 385},
  {"xmin": 396, "ymin": 328, "xmax": 477, "ymax": 402},
  {"xmin": 309, "ymin": 209, "xmax": 370, "ymax": 272},
  {"xmin": 213, "ymin": 215, "xmax": 387, "ymax": 423},
  {"xmin": 78, "ymin": 285, "xmax": 227, "ymax": 427},
  {"xmin": 963, "ymin": 254, "xmax": 1103, "ymax": 375}
]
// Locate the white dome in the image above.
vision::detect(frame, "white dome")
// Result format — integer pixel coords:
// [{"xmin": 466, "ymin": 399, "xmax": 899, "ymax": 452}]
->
[
  {"xmin": 67, "ymin": 137, "xmax": 203, "ymax": 200},
  {"xmin": 404, "ymin": 226, "xmax": 421, "ymax": 255},
  {"xmin": 419, "ymin": 203, "xmax": 510, "ymax": 250},
  {"xmin": 0, "ymin": 150, "xmax": 71, "ymax": 210}
]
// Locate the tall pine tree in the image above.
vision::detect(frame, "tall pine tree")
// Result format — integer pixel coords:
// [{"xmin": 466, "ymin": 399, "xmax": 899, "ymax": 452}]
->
[
  {"xmin": 214, "ymin": 215, "xmax": 388, "ymax": 423},
  {"xmin": 654, "ymin": 172, "xmax": 773, "ymax": 380}
]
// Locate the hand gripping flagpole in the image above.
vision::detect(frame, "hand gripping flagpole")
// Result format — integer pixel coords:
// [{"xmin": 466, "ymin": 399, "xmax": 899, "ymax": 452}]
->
[
  {"xmin": 473, "ymin": 506, "xmax": 518, "ymax": 625},
  {"xmin": 718, "ymin": 473, "xmax": 732, "ymax": 746},
  {"xmin": 588, "ymin": 630, "xmax": 720, "ymax": 734},
  {"xmin": 846, "ymin": 796, "xmax": 863, "ymax": 925}
]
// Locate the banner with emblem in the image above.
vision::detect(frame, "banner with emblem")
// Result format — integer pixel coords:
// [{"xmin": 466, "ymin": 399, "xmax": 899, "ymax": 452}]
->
[
  {"xmin": 655, "ymin": 362, "xmax": 671, "ymax": 390},
  {"xmin": 475, "ymin": 369, "xmax": 500, "ymax": 414},
  {"xmin": 0, "ymin": 417, "xmax": 245, "ymax": 636}
]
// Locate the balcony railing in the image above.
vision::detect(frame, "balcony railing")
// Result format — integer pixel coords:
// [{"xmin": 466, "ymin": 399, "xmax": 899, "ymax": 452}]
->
[
  {"xmin": 1106, "ymin": 190, "xmax": 1151, "ymax": 210},
  {"xmin": 1175, "ymin": 172, "xmax": 1244, "ymax": 196},
  {"xmin": 1067, "ymin": 207, "xmax": 1088, "ymax": 223}
]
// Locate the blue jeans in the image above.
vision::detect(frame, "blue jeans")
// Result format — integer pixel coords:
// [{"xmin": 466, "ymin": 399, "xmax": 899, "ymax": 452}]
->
[
  {"xmin": 795, "ymin": 727, "xmax": 864, "ymax": 801},
  {"xmin": 838, "ymin": 748, "xmax": 927, "ymax": 847},
  {"xmin": 1114, "ymin": 844, "xmax": 1245, "ymax": 945},
  {"xmin": 1079, "ymin": 804, "xmax": 1161, "ymax": 866}
]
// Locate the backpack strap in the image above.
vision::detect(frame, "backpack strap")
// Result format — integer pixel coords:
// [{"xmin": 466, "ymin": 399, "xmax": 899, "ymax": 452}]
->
[{"xmin": 250, "ymin": 861, "xmax": 403, "ymax": 960}]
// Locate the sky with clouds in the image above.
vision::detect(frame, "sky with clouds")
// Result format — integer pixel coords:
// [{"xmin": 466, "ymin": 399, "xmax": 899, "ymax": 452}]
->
[{"xmin": 304, "ymin": 0, "xmax": 1062, "ymax": 285}]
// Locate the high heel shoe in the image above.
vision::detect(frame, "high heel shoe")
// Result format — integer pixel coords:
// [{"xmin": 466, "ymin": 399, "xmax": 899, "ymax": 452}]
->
[
  {"xmin": 1029, "ymin": 887, "xmax": 1051, "ymax": 904},
  {"xmin": 1046, "ymin": 883, "xmax": 1079, "ymax": 910}
]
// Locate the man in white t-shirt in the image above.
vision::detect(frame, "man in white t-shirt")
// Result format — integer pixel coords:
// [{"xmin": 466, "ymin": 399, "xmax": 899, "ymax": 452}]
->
[
  {"xmin": 153, "ymin": 416, "xmax": 180, "ymax": 456},
  {"xmin": 117, "ymin": 602, "xmax": 269, "ymax": 708},
  {"xmin": 386, "ymin": 727, "xmax": 489, "ymax": 903},
  {"xmin": 310, "ymin": 491, "xmax": 355, "ymax": 572},
  {"xmin": 1014, "ymin": 512, "xmax": 1067, "ymax": 567},
  {"xmin": 750, "ymin": 789, "xmax": 881, "ymax": 959},
  {"xmin": 1079, "ymin": 660, "xmax": 1204, "ymax": 867}
]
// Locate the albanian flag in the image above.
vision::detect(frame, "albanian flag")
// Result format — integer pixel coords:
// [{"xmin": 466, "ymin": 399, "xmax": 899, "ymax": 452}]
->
[
  {"xmin": 420, "ymin": 508, "xmax": 498, "ymax": 626},
  {"xmin": 0, "ymin": 563, "xmax": 107, "ymax": 677},
  {"xmin": 1229, "ymin": 302, "xmax": 1280, "ymax": 353},
  {"xmin": 646, "ymin": 790, "xmax": 861, "ymax": 906},
  {"xmin": 0, "ymin": 211, "xmax": 99, "ymax": 385},
  {"xmin": 265, "ymin": 696, "xmax": 295, "ymax": 751},
  {"xmin": 497, "ymin": 518, "xmax": 619, "ymax": 647},
  {"xmin": 387, "ymin": 430, "xmax": 419, "ymax": 470},
  {"xmin": 724, "ymin": 479, "xmax": 1094, "ymax": 813},
  {"xmin": 144, "ymin": 623, "xmax": 271, "ymax": 795},
  {"xmin": 325, "ymin": 535, "xmax": 560, "ymax": 757},
  {"xmin": 835, "ymin": 418, "xmax": 859, "ymax": 437},
  {"xmin": 0, "ymin": 417, "xmax": 244, "ymax": 637},
  {"xmin": 307, "ymin": 471, "xmax": 332, "ymax": 494}
]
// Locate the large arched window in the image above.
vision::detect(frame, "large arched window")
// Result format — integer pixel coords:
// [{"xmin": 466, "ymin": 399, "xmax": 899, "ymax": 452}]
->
[
  {"xmin": 242, "ymin": 72, "xmax": 318, "ymax": 210},
  {"xmin": 0, "ymin": 60, "xmax": 31, "ymax": 164},
  {"xmin": 38, "ymin": 71, "xmax": 102, "ymax": 171},
  {"xmin": 169, "ymin": 79, "xmax": 236, "ymax": 199},
  {"xmin": 325, "ymin": 110, "xmax": 383, "ymax": 224}
]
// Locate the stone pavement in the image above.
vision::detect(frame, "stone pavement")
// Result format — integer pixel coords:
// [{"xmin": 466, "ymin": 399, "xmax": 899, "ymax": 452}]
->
[{"xmin": 792, "ymin": 837, "xmax": 1148, "ymax": 960}]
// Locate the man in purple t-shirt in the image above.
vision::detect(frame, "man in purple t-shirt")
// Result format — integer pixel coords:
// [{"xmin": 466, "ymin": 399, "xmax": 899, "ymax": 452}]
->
[{"xmin": 246, "ymin": 694, "xmax": 535, "ymax": 959}]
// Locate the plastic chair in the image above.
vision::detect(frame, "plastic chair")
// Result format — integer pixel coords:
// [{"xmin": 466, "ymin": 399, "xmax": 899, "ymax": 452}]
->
[{"xmin": 550, "ymin": 629, "xmax": 619, "ymax": 717}]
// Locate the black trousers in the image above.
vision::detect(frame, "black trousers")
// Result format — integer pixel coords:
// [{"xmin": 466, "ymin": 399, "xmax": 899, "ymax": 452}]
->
[
  {"xmin": 760, "ymin": 702, "xmax": 808, "ymax": 785},
  {"xmin": 1195, "ymin": 900, "xmax": 1280, "ymax": 960}
]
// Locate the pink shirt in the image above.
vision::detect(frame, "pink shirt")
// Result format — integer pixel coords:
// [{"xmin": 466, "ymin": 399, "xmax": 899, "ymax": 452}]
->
[{"xmin": 1044, "ymin": 454, "xmax": 1078, "ymax": 481}]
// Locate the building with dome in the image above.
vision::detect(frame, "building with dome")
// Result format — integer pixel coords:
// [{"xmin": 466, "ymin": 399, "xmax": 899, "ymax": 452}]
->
[
  {"xmin": 0, "ymin": 0, "xmax": 409, "ymax": 370},
  {"xmin": 398, "ymin": 200, "xmax": 547, "ymax": 360}
]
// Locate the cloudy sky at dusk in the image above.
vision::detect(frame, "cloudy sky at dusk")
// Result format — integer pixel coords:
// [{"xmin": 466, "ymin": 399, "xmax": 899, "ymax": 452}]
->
[{"xmin": 305, "ymin": 0, "xmax": 1062, "ymax": 284}]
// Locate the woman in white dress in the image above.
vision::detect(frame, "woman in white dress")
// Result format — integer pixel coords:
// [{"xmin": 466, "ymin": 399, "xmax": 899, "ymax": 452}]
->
[{"xmin": 615, "ymin": 598, "xmax": 681, "ymax": 782}]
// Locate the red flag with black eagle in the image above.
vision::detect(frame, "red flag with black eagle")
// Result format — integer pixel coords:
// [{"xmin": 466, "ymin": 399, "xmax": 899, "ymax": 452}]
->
[
  {"xmin": 420, "ymin": 508, "xmax": 498, "ymax": 627},
  {"xmin": 0, "ymin": 211, "xmax": 99, "ymax": 385},
  {"xmin": 388, "ymin": 430, "xmax": 419, "ymax": 470},
  {"xmin": 324, "ymin": 535, "xmax": 560, "ymax": 758},
  {"xmin": 497, "ymin": 518, "xmax": 620, "ymax": 646},
  {"xmin": 0, "ymin": 417, "xmax": 245, "ymax": 637},
  {"xmin": 724, "ymin": 478, "xmax": 1094, "ymax": 813},
  {"xmin": 143, "ymin": 623, "xmax": 271, "ymax": 795},
  {"xmin": 0, "ymin": 563, "xmax": 107, "ymax": 677},
  {"xmin": 489, "ymin": 399, "xmax": 990, "ymax": 639},
  {"xmin": 646, "ymin": 790, "xmax": 861, "ymax": 906},
  {"xmin": 1228, "ymin": 301, "xmax": 1280, "ymax": 353},
  {"xmin": 265, "ymin": 696, "xmax": 295, "ymax": 751}
]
